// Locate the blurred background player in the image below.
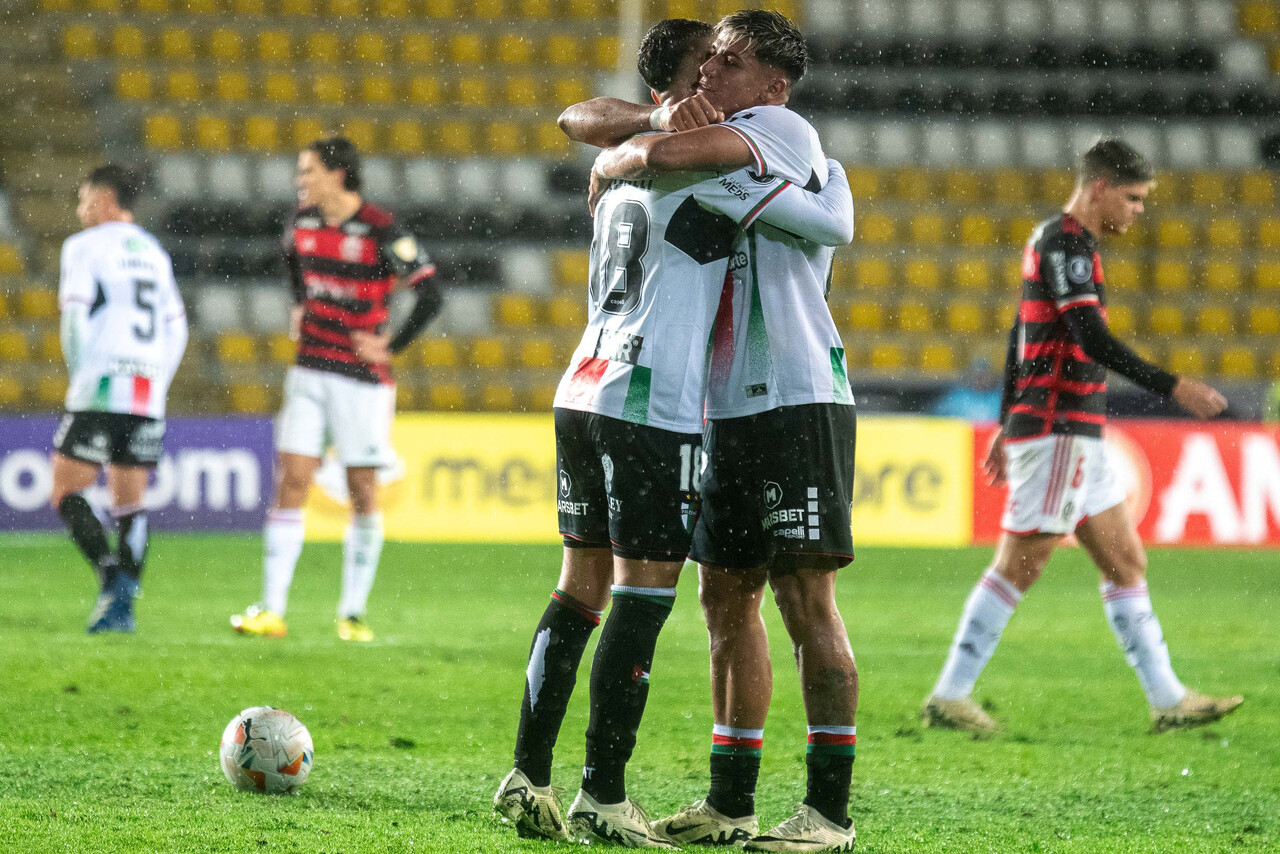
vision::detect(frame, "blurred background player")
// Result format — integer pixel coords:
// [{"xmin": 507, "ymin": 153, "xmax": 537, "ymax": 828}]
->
[
  {"xmin": 50, "ymin": 164, "xmax": 187, "ymax": 634},
  {"xmin": 922, "ymin": 138, "xmax": 1243, "ymax": 735},
  {"xmin": 231, "ymin": 136, "xmax": 442, "ymax": 642}
]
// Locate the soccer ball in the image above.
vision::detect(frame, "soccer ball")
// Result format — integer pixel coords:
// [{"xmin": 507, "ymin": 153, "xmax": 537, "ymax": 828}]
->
[{"xmin": 219, "ymin": 706, "xmax": 313, "ymax": 794}]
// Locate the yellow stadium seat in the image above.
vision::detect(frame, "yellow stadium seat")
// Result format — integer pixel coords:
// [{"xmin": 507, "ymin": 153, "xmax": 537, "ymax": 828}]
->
[
  {"xmin": 343, "ymin": 119, "xmax": 377, "ymax": 152},
  {"xmin": 1107, "ymin": 304, "xmax": 1135, "ymax": 336},
  {"xmin": 1204, "ymin": 260, "xmax": 1242, "ymax": 292},
  {"xmin": 159, "ymin": 27, "xmax": 196, "ymax": 60},
  {"xmin": 846, "ymin": 302, "xmax": 883, "ymax": 331},
  {"xmin": 910, "ymin": 213, "xmax": 947, "ymax": 245},
  {"xmin": 215, "ymin": 72, "xmax": 251, "ymax": 102},
  {"xmin": 1219, "ymin": 347, "xmax": 1257, "ymax": 379},
  {"xmin": 389, "ymin": 120, "xmax": 424, "ymax": 154},
  {"xmin": 897, "ymin": 300, "xmax": 932, "ymax": 332},
  {"xmin": 1167, "ymin": 345, "xmax": 1205, "ymax": 376},
  {"xmin": 143, "ymin": 113, "xmax": 184, "ymax": 150},
  {"xmin": 167, "ymin": 71, "xmax": 202, "ymax": 101},
  {"xmin": 1003, "ymin": 259, "xmax": 1023, "ymax": 288},
  {"xmin": 450, "ymin": 33, "xmax": 485, "ymax": 64},
  {"xmin": 266, "ymin": 334, "xmax": 295, "ymax": 363},
  {"xmin": 546, "ymin": 33, "xmax": 579, "ymax": 65},
  {"xmin": 548, "ymin": 295, "xmax": 585, "ymax": 327},
  {"xmin": 0, "ymin": 292, "xmax": 8, "ymax": 318},
  {"xmin": 264, "ymin": 72, "xmax": 300, "ymax": 103},
  {"xmin": 1239, "ymin": 172, "xmax": 1275, "ymax": 206},
  {"xmin": 996, "ymin": 303, "xmax": 1016, "ymax": 329},
  {"xmin": 218, "ymin": 333, "xmax": 257, "ymax": 363},
  {"xmin": 993, "ymin": 169, "xmax": 1029, "ymax": 203},
  {"xmin": 904, "ymin": 258, "xmax": 940, "ymax": 289},
  {"xmin": 496, "ymin": 293, "xmax": 537, "ymax": 327},
  {"xmin": 352, "ymin": 32, "xmax": 388, "ymax": 63},
  {"xmin": 329, "ymin": 0, "xmax": 364, "ymax": 15},
  {"xmin": 857, "ymin": 213, "xmax": 895, "ymax": 244},
  {"xmin": 943, "ymin": 170, "xmax": 981, "ymax": 202},
  {"xmin": 376, "ymin": 0, "xmax": 410, "ymax": 15},
  {"xmin": 519, "ymin": 338, "xmax": 557, "ymax": 370},
  {"xmin": 258, "ymin": 31, "xmax": 293, "ymax": 63},
  {"xmin": 306, "ymin": 32, "xmax": 340, "ymax": 62},
  {"xmin": 1205, "ymin": 218, "xmax": 1244, "ymax": 250},
  {"xmin": 1146, "ymin": 173, "xmax": 1181, "ymax": 205},
  {"xmin": 292, "ymin": 117, "xmax": 326, "ymax": 148},
  {"xmin": 488, "ymin": 121, "xmax": 525, "ymax": 156},
  {"xmin": 0, "ymin": 246, "xmax": 25, "ymax": 275},
  {"xmin": 438, "ymin": 121, "xmax": 473, "ymax": 155},
  {"xmin": 1196, "ymin": 306, "xmax": 1234, "ymax": 335},
  {"xmin": 854, "ymin": 258, "xmax": 892, "ymax": 289},
  {"xmin": 525, "ymin": 384, "xmax": 557, "ymax": 412},
  {"xmin": 111, "ymin": 25, "xmax": 147, "ymax": 58},
  {"xmin": 1156, "ymin": 219, "xmax": 1195, "ymax": 249},
  {"xmin": 0, "ymin": 376, "xmax": 21, "ymax": 408},
  {"xmin": 0, "ymin": 330, "xmax": 29, "ymax": 361},
  {"xmin": 1105, "ymin": 257, "xmax": 1140, "ymax": 290},
  {"xmin": 946, "ymin": 301, "xmax": 984, "ymax": 333},
  {"xmin": 1258, "ymin": 219, "xmax": 1280, "ymax": 250},
  {"xmin": 1153, "ymin": 260, "xmax": 1190, "ymax": 292},
  {"xmin": 474, "ymin": 0, "xmax": 505, "ymax": 16},
  {"xmin": 63, "ymin": 26, "xmax": 98, "ymax": 59},
  {"xmin": 505, "ymin": 76, "xmax": 539, "ymax": 107},
  {"xmin": 567, "ymin": 0, "xmax": 605, "ymax": 16},
  {"xmin": 844, "ymin": 167, "xmax": 880, "ymax": 199},
  {"xmin": 471, "ymin": 337, "xmax": 506, "ymax": 368},
  {"xmin": 233, "ymin": 0, "xmax": 267, "ymax": 11},
  {"xmin": 496, "ymin": 33, "xmax": 534, "ymax": 64},
  {"xmin": 423, "ymin": 0, "xmax": 455, "ymax": 15},
  {"xmin": 869, "ymin": 343, "xmax": 906, "ymax": 370},
  {"xmin": 1041, "ymin": 170, "xmax": 1074, "ymax": 202},
  {"xmin": 417, "ymin": 338, "xmax": 456, "ymax": 367},
  {"xmin": 426, "ymin": 383, "xmax": 466, "ymax": 410},
  {"xmin": 1148, "ymin": 305, "xmax": 1184, "ymax": 335},
  {"xmin": 553, "ymin": 249, "xmax": 589, "ymax": 288},
  {"xmin": 919, "ymin": 343, "xmax": 956, "ymax": 373},
  {"xmin": 553, "ymin": 78, "xmax": 590, "ymax": 106},
  {"xmin": 401, "ymin": 33, "xmax": 434, "ymax": 62},
  {"xmin": 19, "ymin": 290, "xmax": 56, "ymax": 320},
  {"xmin": 408, "ymin": 75, "xmax": 442, "ymax": 105},
  {"xmin": 36, "ymin": 375, "xmax": 66, "ymax": 408},
  {"xmin": 534, "ymin": 121, "xmax": 571, "ymax": 155},
  {"xmin": 195, "ymin": 115, "xmax": 233, "ymax": 151},
  {"xmin": 229, "ymin": 383, "xmax": 271, "ymax": 413},
  {"xmin": 519, "ymin": 0, "xmax": 553, "ymax": 15},
  {"xmin": 1006, "ymin": 217, "xmax": 1037, "ymax": 246},
  {"xmin": 1109, "ymin": 219, "xmax": 1146, "ymax": 249},
  {"xmin": 480, "ymin": 384, "xmax": 517, "ymax": 412},
  {"xmin": 281, "ymin": 0, "xmax": 315, "ymax": 13},
  {"xmin": 953, "ymin": 258, "xmax": 992, "ymax": 290},
  {"xmin": 209, "ymin": 28, "xmax": 243, "ymax": 61},
  {"xmin": 360, "ymin": 74, "xmax": 396, "ymax": 104},
  {"xmin": 1257, "ymin": 262, "xmax": 1280, "ymax": 291},
  {"xmin": 457, "ymin": 77, "xmax": 489, "ymax": 106},
  {"xmin": 958, "ymin": 215, "xmax": 996, "ymax": 247},
  {"xmin": 594, "ymin": 36, "xmax": 621, "ymax": 69},
  {"xmin": 115, "ymin": 69, "xmax": 152, "ymax": 100},
  {"xmin": 894, "ymin": 168, "xmax": 931, "ymax": 202},
  {"xmin": 1188, "ymin": 172, "xmax": 1228, "ymax": 206},
  {"xmin": 40, "ymin": 0, "xmax": 73, "ymax": 10},
  {"xmin": 1241, "ymin": 0, "xmax": 1279, "ymax": 33},
  {"xmin": 1249, "ymin": 305, "xmax": 1280, "ymax": 335},
  {"xmin": 312, "ymin": 74, "xmax": 346, "ymax": 104}
]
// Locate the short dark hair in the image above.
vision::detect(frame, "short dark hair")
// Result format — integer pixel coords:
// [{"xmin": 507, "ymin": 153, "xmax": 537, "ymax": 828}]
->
[
  {"xmin": 1079, "ymin": 138, "xmax": 1155, "ymax": 186},
  {"xmin": 85, "ymin": 164, "xmax": 142, "ymax": 210},
  {"xmin": 637, "ymin": 18, "xmax": 713, "ymax": 93},
  {"xmin": 714, "ymin": 9, "xmax": 808, "ymax": 84},
  {"xmin": 307, "ymin": 135, "xmax": 362, "ymax": 191}
]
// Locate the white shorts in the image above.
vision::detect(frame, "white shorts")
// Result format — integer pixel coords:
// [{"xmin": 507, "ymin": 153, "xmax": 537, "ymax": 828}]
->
[
  {"xmin": 1001, "ymin": 433, "xmax": 1126, "ymax": 535},
  {"xmin": 274, "ymin": 366, "xmax": 396, "ymax": 468}
]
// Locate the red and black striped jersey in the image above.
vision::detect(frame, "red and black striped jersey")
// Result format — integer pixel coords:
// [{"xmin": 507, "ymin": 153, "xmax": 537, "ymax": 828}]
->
[
  {"xmin": 1006, "ymin": 213, "xmax": 1109, "ymax": 440},
  {"xmin": 284, "ymin": 202, "xmax": 435, "ymax": 385}
]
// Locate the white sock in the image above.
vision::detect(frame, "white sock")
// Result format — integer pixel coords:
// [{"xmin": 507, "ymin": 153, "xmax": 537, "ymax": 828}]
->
[
  {"xmin": 1101, "ymin": 582, "xmax": 1186, "ymax": 708},
  {"xmin": 932, "ymin": 569, "xmax": 1022, "ymax": 700},
  {"xmin": 338, "ymin": 513, "xmax": 384, "ymax": 619},
  {"xmin": 262, "ymin": 509, "xmax": 305, "ymax": 617}
]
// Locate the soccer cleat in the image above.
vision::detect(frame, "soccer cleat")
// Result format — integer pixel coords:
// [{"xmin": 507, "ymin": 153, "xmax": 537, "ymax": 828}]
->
[
  {"xmin": 1150, "ymin": 689, "xmax": 1243, "ymax": 733},
  {"xmin": 566, "ymin": 789, "xmax": 680, "ymax": 848},
  {"xmin": 337, "ymin": 616, "xmax": 374, "ymax": 643},
  {"xmin": 230, "ymin": 605, "xmax": 287, "ymax": 638},
  {"xmin": 653, "ymin": 799, "xmax": 758, "ymax": 846},
  {"xmin": 493, "ymin": 767, "xmax": 569, "ymax": 841},
  {"xmin": 86, "ymin": 575, "xmax": 138, "ymax": 634},
  {"xmin": 745, "ymin": 804, "xmax": 856, "ymax": 853},
  {"xmin": 920, "ymin": 694, "xmax": 999, "ymax": 736}
]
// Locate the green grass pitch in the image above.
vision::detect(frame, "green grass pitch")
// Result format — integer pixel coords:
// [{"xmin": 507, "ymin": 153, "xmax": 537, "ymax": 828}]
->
[{"xmin": 0, "ymin": 535, "xmax": 1276, "ymax": 852}]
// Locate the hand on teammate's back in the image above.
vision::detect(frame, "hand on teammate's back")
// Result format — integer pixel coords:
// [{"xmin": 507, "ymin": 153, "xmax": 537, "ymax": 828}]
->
[
  {"xmin": 658, "ymin": 94, "xmax": 723, "ymax": 132},
  {"xmin": 1171, "ymin": 377, "xmax": 1228, "ymax": 420},
  {"xmin": 983, "ymin": 432, "xmax": 1007, "ymax": 488},
  {"xmin": 351, "ymin": 329, "xmax": 391, "ymax": 365}
]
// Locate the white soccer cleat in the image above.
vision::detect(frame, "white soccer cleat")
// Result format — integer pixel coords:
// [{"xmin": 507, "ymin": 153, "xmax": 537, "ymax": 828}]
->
[
  {"xmin": 920, "ymin": 694, "xmax": 999, "ymax": 736},
  {"xmin": 566, "ymin": 789, "xmax": 680, "ymax": 848},
  {"xmin": 1150, "ymin": 689, "xmax": 1243, "ymax": 733},
  {"xmin": 745, "ymin": 804, "xmax": 856, "ymax": 852},
  {"xmin": 653, "ymin": 799, "xmax": 759, "ymax": 846},
  {"xmin": 493, "ymin": 767, "xmax": 569, "ymax": 840}
]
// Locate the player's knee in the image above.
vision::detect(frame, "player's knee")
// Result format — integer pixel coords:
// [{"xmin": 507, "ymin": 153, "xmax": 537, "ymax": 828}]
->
[{"xmin": 771, "ymin": 576, "xmax": 838, "ymax": 633}]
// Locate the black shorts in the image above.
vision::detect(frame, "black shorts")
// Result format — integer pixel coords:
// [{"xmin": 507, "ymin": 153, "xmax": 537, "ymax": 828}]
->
[
  {"xmin": 53, "ymin": 411, "xmax": 165, "ymax": 467},
  {"xmin": 554, "ymin": 407, "xmax": 701, "ymax": 562},
  {"xmin": 691, "ymin": 403, "xmax": 856, "ymax": 573}
]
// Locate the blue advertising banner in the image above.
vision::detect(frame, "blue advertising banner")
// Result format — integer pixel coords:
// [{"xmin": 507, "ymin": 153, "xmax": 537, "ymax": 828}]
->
[{"xmin": 0, "ymin": 416, "xmax": 273, "ymax": 532}]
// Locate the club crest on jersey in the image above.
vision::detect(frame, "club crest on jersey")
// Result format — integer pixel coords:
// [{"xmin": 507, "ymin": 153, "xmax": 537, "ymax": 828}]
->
[
  {"xmin": 340, "ymin": 235, "xmax": 365, "ymax": 262},
  {"xmin": 763, "ymin": 481, "xmax": 783, "ymax": 509},
  {"xmin": 746, "ymin": 169, "xmax": 773, "ymax": 184},
  {"xmin": 1067, "ymin": 255, "xmax": 1092, "ymax": 284}
]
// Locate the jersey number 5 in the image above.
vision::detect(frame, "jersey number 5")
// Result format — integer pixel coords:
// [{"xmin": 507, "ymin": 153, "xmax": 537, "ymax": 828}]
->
[
  {"xmin": 592, "ymin": 201, "xmax": 649, "ymax": 316},
  {"xmin": 133, "ymin": 278, "xmax": 157, "ymax": 341}
]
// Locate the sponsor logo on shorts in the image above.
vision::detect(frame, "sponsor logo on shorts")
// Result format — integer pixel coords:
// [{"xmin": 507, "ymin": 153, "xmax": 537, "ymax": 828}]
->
[
  {"xmin": 762, "ymin": 486, "xmax": 823, "ymax": 541},
  {"xmin": 601, "ymin": 454, "xmax": 614, "ymax": 491},
  {"xmin": 763, "ymin": 481, "xmax": 782, "ymax": 508},
  {"xmin": 558, "ymin": 469, "xmax": 572, "ymax": 498}
]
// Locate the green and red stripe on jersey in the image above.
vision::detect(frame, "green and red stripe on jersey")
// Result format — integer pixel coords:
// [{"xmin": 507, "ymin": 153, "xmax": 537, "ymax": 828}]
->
[
  {"xmin": 807, "ymin": 726, "xmax": 856, "ymax": 758},
  {"xmin": 92, "ymin": 375, "xmax": 153, "ymax": 415}
]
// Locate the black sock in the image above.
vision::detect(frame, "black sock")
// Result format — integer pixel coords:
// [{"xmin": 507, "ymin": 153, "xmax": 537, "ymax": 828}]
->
[
  {"xmin": 581, "ymin": 589, "xmax": 674, "ymax": 804},
  {"xmin": 803, "ymin": 751, "xmax": 854, "ymax": 827},
  {"xmin": 707, "ymin": 750, "xmax": 761, "ymax": 819},
  {"xmin": 58, "ymin": 493, "xmax": 113, "ymax": 587},
  {"xmin": 115, "ymin": 508, "xmax": 148, "ymax": 582},
  {"xmin": 513, "ymin": 590, "xmax": 601, "ymax": 787}
]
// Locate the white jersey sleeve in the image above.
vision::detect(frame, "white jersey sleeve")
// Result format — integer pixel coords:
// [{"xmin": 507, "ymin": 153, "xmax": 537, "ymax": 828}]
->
[
  {"xmin": 693, "ymin": 159, "xmax": 853, "ymax": 247},
  {"xmin": 58, "ymin": 233, "xmax": 96, "ymax": 309},
  {"xmin": 720, "ymin": 105, "xmax": 827, "ymax": 189}
]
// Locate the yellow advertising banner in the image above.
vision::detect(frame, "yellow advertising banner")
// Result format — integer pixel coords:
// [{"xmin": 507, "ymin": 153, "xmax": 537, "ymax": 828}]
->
[{"xmin": 303, "ymin": 413, "xmax": 975, "ymax": 547}]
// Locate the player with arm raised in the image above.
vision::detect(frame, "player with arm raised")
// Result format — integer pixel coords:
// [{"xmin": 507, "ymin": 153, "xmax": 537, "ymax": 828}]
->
[
  {"xmin": 50, "ymin": 164, "xmax": 188, "ymax": 634},
  {"xmin": 492, "ymin": 18, "xmax": 853, "ymax": 848},
  {"xmin": 922, "ymin": 139, "xmax": 1241, "ymax": 736},
  {"xmin": 231, "ymin": 136, "xmax": 442, "ymax": 643}
]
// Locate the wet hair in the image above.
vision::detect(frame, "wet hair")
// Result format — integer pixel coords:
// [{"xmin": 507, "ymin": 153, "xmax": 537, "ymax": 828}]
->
[
  {"xmin": 637, "ymin": 18, "xmax": 713, "ymax": 93},
  {"xmin": 714, "ymin": 9, "xmax": 808, "ymax": 84},
  {"xmin": 85, "ymin": 164, "xmax": 142, "ymax": 210},
  {"xmin": 1079, "ymin": 138, "xmax": 1155, "ymax": 186},
  {"xmin": 307, "ymin": 135, "xmax": 362, "ymax": 191}
]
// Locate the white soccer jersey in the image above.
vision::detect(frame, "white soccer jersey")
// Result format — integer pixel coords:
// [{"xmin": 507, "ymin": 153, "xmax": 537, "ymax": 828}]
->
[
  {"xmin": 705, "ymin": 105, "xmax": 853, "ymax": 419},
  {"xmin": 58, "ymin": 221, "xmax": 186, "ymax": 419},
  {"xmin": 552, "ymin": 158, "xmax": 840, "ymax": 434}
]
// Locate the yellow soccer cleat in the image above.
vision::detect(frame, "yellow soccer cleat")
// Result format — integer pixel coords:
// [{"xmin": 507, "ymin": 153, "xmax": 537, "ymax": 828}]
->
[
  {"xmin": 337, "ymin": 616, "xmax": 375, "ymax": 643},
  {"xmin": 1151, "ymin": 689, "xmax": 1243, "ymax": 733},
  {"xmin": 230, "ymin": 605, "xmax": 287, "ymax": 638},
  {"xmin": 921, "ymin": 694, "xmax": 999, "ymax": 736}
]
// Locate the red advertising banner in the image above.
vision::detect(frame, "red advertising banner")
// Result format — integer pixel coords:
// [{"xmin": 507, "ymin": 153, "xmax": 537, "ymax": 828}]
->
[{"xmin": 973, "ymin": 421, "xmax": 1280, "ymax": 546}]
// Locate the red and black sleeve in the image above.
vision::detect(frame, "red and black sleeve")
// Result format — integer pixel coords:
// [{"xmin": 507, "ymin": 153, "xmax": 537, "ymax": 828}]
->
[{"xmin": 1061, "ymin": 305, "xmax": 1177, "ymax": 397}]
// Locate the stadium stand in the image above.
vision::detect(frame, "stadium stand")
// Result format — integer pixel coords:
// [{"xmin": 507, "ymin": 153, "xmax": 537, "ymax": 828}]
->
[{"xmin": 0, "ymin": 0, "xmax": 1277, "ymax": 415}]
